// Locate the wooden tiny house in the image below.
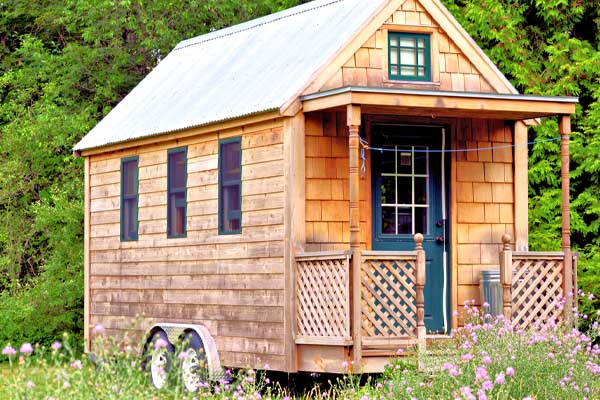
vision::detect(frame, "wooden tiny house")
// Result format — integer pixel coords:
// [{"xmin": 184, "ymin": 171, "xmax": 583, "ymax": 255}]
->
[{"xmin": 74, "ymin": 0, "xmax": 578, "ymax": 375}]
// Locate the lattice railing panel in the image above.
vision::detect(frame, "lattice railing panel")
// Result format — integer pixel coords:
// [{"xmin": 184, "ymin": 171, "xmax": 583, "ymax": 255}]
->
[
  {"xmin": 511, "ymin": 256, "xmax": 564, "ymax": 329},
  {"xmin": 296, "ymin": 253, "xmax": 350, "ymax": 340},
  {"xmin": 361, "ymin": 257, "xmax": 417, "ymax": 338}
]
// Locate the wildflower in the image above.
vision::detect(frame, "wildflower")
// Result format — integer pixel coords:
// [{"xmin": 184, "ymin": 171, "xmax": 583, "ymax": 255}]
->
[
  {"xmin": 26, "ymin": 381, "xmax": 35, "ymax": 389},
  {"xmin": 19, "ymin": 343, "xmax": 33, "ymax": 354},
  {"xmin": 547, "ymin": 352, "xmax": 554, "ymax": 359},
  {"xmin": 1, "ymin": 345, "xmax": 16, "ymax": 356},
  {"xmin": 482, "ymin": 302, "xmax": 490, "ymax": 308},
  {"xmin": 482, "ymin": 356, "xmax": 492, "ymax": 365},
  {"xmin": 341, "ymin": 360, "xmax": 349, "ymax": 368},
  {"xmin": 63, "ymin": 381, "xmax": 71, "ymax": 388},
  {"xmin": 506, "ymin": 367, "xmax": 515, "ymax": 376},
  {"xmin": 51, "ymin": 341, "xmax": 62, "ymax": 351},
  {"xmin": 461, "ymin": 353, "xmax": 474, "ymax": 361},
  {"xmin": 154, "ymin": 338, "xmax": 168, "ymax": 350},
  {"xmin": 589, "ymin": 293, "xmax": 595, "ymax": 301},
  {"xmin": 406, "ymin": 387, "xmax": 413, "ymax": 394},
  {"xmin": 495, "ymin": 373, "xmax": 505, "ymax": 385},
  {"xmin": 92, "ymin": 324, "xmax": 106, "ymax": 335},
  {"xmin": 482, "ymin": 380, "xmax": 493, "ymax": 391},
  {"xmin": 178, "ymin": 351, "xmax": 189, "ymax": 360},
  {"xmin": 397, "ymin": 348, "xmax": 404, "ymax": 355},
  {"xmin": 360, "ymin": 396, "xmax": 369, "ymax": 400},
  {"xmin": 70, "ymin": 360, "xmax": 83, "ymax": 369}
]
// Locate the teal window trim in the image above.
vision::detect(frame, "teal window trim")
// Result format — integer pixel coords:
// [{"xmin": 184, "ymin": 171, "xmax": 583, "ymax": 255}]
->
[
  {"xmin": 167, "ymin": 146, "xmax": 187, "ymax": 238},
  {"xmin": 120, "ymin": 156, "xmax": 139, "ymax": 242},
  {"xmin": 388, "ymin": 32, "xmax": 431, "ymax": 82},
  {"xmin": 218, "ymin": 137, "xmax": 242, "ymax": 235}
]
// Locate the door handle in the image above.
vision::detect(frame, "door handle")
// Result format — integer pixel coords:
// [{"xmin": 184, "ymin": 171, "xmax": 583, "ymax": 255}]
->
[{"xmin": 435, "ymin": 235, "xmax": 444, "ymax": 244}]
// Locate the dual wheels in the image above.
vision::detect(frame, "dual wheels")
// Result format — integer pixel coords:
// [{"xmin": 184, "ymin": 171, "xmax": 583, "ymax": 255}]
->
[{"xmin": 145, "ymin": 330, "xmax": 207, "ymax": 392}]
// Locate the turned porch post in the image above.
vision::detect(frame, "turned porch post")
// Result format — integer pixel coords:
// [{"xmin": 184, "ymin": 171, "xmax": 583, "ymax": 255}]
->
[
  {"xmin": 559, "ymin": 115, "xmax": 574, "ymax": 318},
  {"xmin": 415, "ymin": 234, "xmax": 426, "ymax": 353},
  {"xmin": 347, "ymin": 104, "xmax": 362, "ymax": 367},
  {"xmin": 500, "ymin": 234, "xmax": 513, "ymax": 321}
]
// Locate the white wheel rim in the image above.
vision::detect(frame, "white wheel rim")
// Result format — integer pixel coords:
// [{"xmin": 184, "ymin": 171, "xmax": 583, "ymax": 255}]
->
[
  {"xmin": 181, "ymin": 348, "xmax": 201, "ymax": 392},
  {"xmin": 150, "ymin": 349, "xmax": 168, "ymax": 389}
]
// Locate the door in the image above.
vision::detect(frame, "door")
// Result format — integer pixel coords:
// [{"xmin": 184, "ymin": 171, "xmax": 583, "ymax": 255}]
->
[{"xmin": 371, "ymin": 125, "xmax": 449, "ymax": 333}]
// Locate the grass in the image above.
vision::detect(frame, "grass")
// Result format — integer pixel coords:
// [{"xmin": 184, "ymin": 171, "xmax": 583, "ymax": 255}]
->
[{"xmin": 2, "ymin": 294, "xmax": 600, "ymax": 399}]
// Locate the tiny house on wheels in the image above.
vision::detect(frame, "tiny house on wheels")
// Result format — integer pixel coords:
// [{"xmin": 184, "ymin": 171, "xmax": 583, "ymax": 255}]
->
[{"xmin": 73, "ymin": 0, "xmax": 578, "ymax": 385}]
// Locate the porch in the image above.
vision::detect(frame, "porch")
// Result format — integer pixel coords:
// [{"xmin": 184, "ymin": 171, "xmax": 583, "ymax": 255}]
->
[
  {"xmin": 294, "ymin": 87, "xmax": 578, "ymax": 372},
  {"xmin": 294, "ymin": 234, "xmax": 578, "ymax": 371}
]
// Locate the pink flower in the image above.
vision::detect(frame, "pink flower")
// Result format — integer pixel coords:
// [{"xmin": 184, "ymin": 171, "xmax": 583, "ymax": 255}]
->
[
  {"xmin": 461, "ymin": 353, "xmax": 474, "ymax": 361},
  {"xmin": 51, "ymin": 341, "xmax": 62, "ymax": 351},
  {"xmin": 178, "ymin": 351, "xmax": 189, "ymax": 360},
  {"xmin": 63, "ymin": 381, "xmax": 71, "ymax": 388},
  {"xmin": 482, "ymin": 302, "xmax": 490, "ymax": 308},
  {"xmin": 154, "ymin": 338, "xmax": 168, "ymax": 350},
  {"xmin": 453, "ymin": 310, "xmax": 459, "ymax": 317},
  {"xmin": 482, "ymin": 356, "xmax": 492, "ymax": 365},
  {"xmin": 2, "ymin": 345, "xmax": 16, "ymax": 356},
  {"xmin": 548, "ymin": 352, "xmax": 554, "ymax": 359},
  {"xmin": 495, "ymin": 373, "xmax": 505, "ymax": 385},
  {"xmin": 589, "ymin": 293, "xmax": 595, "ymax": 301},
  {"xmin": 70, "ymin": 360, "xmax": 82, "ymax": 369},
  {"xmin": 482, "ymin": 380, "xmax": 493, "ymax": 391},
  {"xmin": 92, "ymin": 324, "xmax": 106, "ymax": 335},
  {"xmin": 19, "ymin": 343, "xmax": 33, "ymax": 354},
  {"xmin": 506, "ymin": 367, "xmax": 515, "ymax": 376},
  {"xmin": 26, "ymin": 381, "xmax": 35, "ymax": 389},
  {"xmin": 341, "ymin": 360, "xmax": 349, "ymax": 368}
]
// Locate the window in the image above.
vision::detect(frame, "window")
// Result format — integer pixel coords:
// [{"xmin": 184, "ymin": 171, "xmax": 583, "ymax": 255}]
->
[
  {"xmin": 121, "ymin": 156, "xmax": 139, "ymax": 241},
  {"xmin": 219, "ymin": 137, "xmax": 242, "ymax": 234},
  {"xmin": 167, "ymin": 146, "xmax": 187, "ymax": 238},
  {"xmin": 388, "ymin": 32, "xmax": 431, "ymax": 81},
  {"xmin": 379, "ymin": 146, "xmax": 429, "ymax": 235}
]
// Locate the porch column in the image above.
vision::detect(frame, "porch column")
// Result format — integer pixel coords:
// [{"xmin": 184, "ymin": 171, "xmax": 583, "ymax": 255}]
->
[
  {"xmin": 347, "ymin": 104, "xmax": 362, "ymax": 367},
  {"xmin": 559, "ymin": 115, "xmax": 573, "ymax": 317}
]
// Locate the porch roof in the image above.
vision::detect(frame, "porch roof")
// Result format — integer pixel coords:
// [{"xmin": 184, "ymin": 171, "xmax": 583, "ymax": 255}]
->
[{"xmin": 301, "ymin": 86, "xmax": 578, "ymax": 120}]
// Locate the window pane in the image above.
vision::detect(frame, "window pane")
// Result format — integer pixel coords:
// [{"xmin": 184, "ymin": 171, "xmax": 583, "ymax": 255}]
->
[
  {"xmin": 415, "ymin": 178, "xmax": 427, "ymax": 204},
  {"xmin": 168, "ymin": 192, "xmax": 186, "ymax": 236},
  {"xmin": 417, "ymin": 50, "xmax": 425, "ymax": 65},
  {"xmin": 401, "ymin": 66, "xmax": 416, "ymax": 76},
  {"xmin": 390, "ymin": 37, "xmax": 398, "ymax": 47},
  {"xmin": 400, "ymin": 37, "xmax": 415, "ymax": 47},
  {"xmin": 390, "ymin": 48, "xmax": 398, "ymax": 65},
  {"xmin": 398, "ymin": 151, "xmax": 412, "ymax": 174},
  {"xmin": 415, "ymin": 207, "xmax": 428, "ymax": 235},
  {"xmin": 398, "ymin": 208, "xmax": 412, "ymax": 234},
  {"xmin": 221, "ymin": 141, "xmax": 241, "ymax": 182},
  {"xmin": 123, "ymin": 198, "xmax": 136, "ymax": 239},
  {"xmin": 222, "ymin": 184, "xmax": 241, "ymax": 231},
  {"xmin": 169, "ymin": 151, "xmax": 186, "ymax": 190},
  {"xmin": 380, "ymin": 148, "xmax": 395, "ymax": 173},
  {"xmin": 381, "ymin": 176, "xmax": 396, "ymax": 205},
  {"xmin": 418, "ymin": 67, "xmax": 426, "ymax": 76},
  {"xmin": 400, "ymin": 48, "xmax": 416, "ymax": 65},
  {"xmin": 122, "ymin": 160, "xmax": 137, "ymax": 196},
  {"xmin": 382, "ymin": 207, "xmax": 396, "ymax": 234},
  {"xmin": 390, "ymin": 66, "xmax": 399, "ymax": 76},
  {"xmin": 398, "ymin": 177, "xmax": 412, "ymax": 204},
  {"xmin": 414, "ymin": 148, "xmax": 427, "ymax": 174},
  {"xmin": 417, "ymin": 38, "xmax": 426, "ymax": 48}
]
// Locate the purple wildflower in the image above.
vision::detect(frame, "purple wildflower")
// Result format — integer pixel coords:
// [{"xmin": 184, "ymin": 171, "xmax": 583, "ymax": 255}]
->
[
  {"xmin": 2, "ymin": 345, "xmax": 16, "ymax": 356},
  {"xmin": 19, "ymin": 343, "xmax": 33, "ymax": 354}
]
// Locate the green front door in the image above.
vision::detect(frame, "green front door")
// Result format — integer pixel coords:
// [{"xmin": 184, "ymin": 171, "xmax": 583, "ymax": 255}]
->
[{"xmin": 371, "ymin": 125, "xmax": 449, "ymax": 333}]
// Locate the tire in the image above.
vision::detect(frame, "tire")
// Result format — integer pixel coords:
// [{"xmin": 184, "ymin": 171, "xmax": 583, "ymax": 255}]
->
[
  {"xmin": 143, "ymin": 330, "xmax": 174, "ymax": 390},
  {"xmin": 179, "ymin": 331, "xmax": 208, "ymax": 392}
]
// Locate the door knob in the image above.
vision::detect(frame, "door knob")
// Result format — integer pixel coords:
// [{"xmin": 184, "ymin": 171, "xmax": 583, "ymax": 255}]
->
[{"xmin": 435, "ymin": 235, "xmax": 444, "ymax": 244}]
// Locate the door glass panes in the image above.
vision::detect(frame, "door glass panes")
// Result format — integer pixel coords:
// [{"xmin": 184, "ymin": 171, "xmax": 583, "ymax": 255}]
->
[{"xmin": 380, "ymin": 145, "xmax": 429, "ymax": 235}]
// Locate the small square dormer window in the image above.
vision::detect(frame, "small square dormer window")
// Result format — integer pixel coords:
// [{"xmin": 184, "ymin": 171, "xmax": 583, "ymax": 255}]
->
[{"xmin": 388, "ymin": 32, "xmax": 431, "ymax": 81}]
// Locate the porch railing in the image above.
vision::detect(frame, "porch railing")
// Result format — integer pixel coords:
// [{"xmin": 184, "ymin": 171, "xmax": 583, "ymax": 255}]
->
[
  {"xmin": 295, "ymin": 250, "xmax": 352, "ymax": 345},
  {"xmin": 499, "ymin": 234, "xmax": 575, "ymax": 329},
  {"xmin": 294, "ymin": 235, "xmax": 426, "ymax": 352}
]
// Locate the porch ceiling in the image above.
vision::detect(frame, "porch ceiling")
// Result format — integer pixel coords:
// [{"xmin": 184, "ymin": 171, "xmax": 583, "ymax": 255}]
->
[{"xmin": 301, "ymin": 86, "xmax": 578, "ymax": 120}]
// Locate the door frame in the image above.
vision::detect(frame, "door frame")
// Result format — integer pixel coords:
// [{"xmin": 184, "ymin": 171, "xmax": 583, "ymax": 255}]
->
[{"xmin": 367, "ymin": 121, "xmax": 452, "ymax": 333}]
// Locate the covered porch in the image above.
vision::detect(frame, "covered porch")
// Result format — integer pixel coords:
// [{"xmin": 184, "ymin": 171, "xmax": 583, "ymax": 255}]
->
[{"xmin": 293, "ymin": 86, "xmax": 578, "ymax": 372}]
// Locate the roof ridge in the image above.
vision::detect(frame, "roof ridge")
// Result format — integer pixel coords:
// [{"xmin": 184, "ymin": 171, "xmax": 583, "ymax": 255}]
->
[{"xmin": 174, "ymin": 0, "xmax": 347, "ymax": 52}]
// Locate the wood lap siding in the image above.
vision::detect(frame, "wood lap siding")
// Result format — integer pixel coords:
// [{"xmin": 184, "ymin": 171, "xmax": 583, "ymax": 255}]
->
[
  {"xmin": 88, "ymin": 120, "xmax": 286, "ymax": 370},
  {"xmin": 455, "ymin": 119, "xmax": 514, "ymax": 314},
  {"xmin": 319, "ymin": 0, "xmax": 495, "ymax": 93}
]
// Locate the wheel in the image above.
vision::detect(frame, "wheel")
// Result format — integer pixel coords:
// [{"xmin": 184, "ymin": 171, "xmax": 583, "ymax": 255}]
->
[
  {"xmin": 179, "ymin": 331, "xmax": 207, "ymax": 392},
  {"xmin": 143, "ymin": 330, "xmax": 174, "ymax": 389}
]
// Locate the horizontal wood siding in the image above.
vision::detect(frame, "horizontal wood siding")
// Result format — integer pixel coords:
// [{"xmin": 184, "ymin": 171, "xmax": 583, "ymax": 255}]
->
[
  {"xmin": 318, "ymin": 0, "xmax": 495, "ymax": 93},
  {"xmin": 304, "ymin": 112, "xmax": 369, "ymax": 252},
  {"xmin": 455, "ymin": 119, "xmax": 514, "ymax": 316},
  {"xmin": 88, "ymin": 119, "xmax": 286, "ymax": 370}
]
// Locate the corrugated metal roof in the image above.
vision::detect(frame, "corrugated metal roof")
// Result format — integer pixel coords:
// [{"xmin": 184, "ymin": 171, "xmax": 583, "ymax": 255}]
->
[{"xmin": 74, "ymin": 0, "xmax": 386, "ymax": 151}]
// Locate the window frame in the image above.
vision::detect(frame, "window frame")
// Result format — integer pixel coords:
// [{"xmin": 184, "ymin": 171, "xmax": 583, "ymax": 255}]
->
[
  {"xmin": 120, "ymin": 156, "xmax": 139, "ymax": 242},
  {"xmin": 167, "ymin": 146, "xmax": 188, "ymax": 238},
  {"xmin": 388, "ymin": 32, "xmax": 432, "ymax": 82},
  {"xmin": 218, "ymin": 137, "xmax": 242, "ymax": 235}
]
